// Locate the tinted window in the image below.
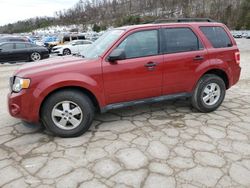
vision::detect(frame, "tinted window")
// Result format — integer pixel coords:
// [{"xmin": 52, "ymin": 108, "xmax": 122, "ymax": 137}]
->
[
  {"xmin": 78, "ymin": 36, "xmax": 85, "ymax": 40},
  {"xmin": 15, "ymin": 43, "xmax": 26, "ymax": 49},
  {"xmin": 10, "ymin": 38, "xmax": 26, "ymax": 42},
  {"xmin": 0, "ymin": 38, "xmax": 7, "ymax": 43},
  {"xmin": 73, "ymin": 41, "xmax": 79, "ymax": 45},
  {"xmin": 25, "ymin": 43, "xmax": 32, "ymax": 48},
  {"xmin": 1, "ymin": 43, "xmax": 14, "ymax": 51},
  {"xmin": 200, "ymin": 26, "xmax": 232, "ymax": 48},
  {"xmin": 83, "ymin": 41, "xmax": 92, "ymax": 44},
  {"xmin": 163, "ymin": 28, "xmax": 203, "ymax": 54},
  {"xmin": 117, "ymin": 30, "xmax": 158, "ymax": 59}
]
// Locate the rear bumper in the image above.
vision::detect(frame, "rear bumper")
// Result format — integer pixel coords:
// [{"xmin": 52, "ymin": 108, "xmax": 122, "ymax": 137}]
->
[
  {"xmin": 8, "ymin": 89, "xmax": 40, "ymax": 123},
  {"xmin": 232, "ymin": 66, "xmax": 241, "ymax": 86}
]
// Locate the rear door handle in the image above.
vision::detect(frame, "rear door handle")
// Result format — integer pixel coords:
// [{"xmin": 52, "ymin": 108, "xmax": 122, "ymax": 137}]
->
[
  {"xmin": 193, "ymin": 55, "xmax": 204, "ymax": 61},
  {"xmin": 144, "ymin": 62, "xmax": 157, "ymax": 67}
]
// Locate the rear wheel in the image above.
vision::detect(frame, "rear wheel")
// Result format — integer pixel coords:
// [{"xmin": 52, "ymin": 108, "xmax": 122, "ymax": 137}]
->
[
  {"xmin": 63, "ymin": 48, "xmax": 71, "ymax": 55},
  {"xmin": 41, "ymin": 90, "xmax": 94, "ymax": 137},
  {"xmin": 192, "ymin": 74, "xmax": 226, "ymax": 112},
  {"xmin": 30, "ymin": 52, "xmax": 41, "ymax": 61}
]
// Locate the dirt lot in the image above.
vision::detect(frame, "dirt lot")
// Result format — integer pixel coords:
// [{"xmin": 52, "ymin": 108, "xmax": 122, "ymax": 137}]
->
[{"xmin": 0, "ymin": 39, "xmax": 250, "ymax": 188}]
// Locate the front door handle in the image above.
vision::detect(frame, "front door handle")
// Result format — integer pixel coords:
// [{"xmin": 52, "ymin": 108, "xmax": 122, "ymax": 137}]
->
[
  {"xmin": 193, "ymin": 55, "xmax": 204, "ymax": 61},
  {"xmin": 144, "ymin": 62, "xmax": 157, "ymax": 67}
]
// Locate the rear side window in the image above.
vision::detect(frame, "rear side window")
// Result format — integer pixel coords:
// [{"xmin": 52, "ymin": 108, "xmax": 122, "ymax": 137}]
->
[
  {"xmin": 15, "ymin": 43, "xmax": 26, "ymax": 49},
  {"xmin": 200, "ymin": 26, "xmax": 232, "ymax": 48},
  {"xmin": 116, "ymin": 30, "xmax": 158, "ymax": 59},
  {"xmin": 162, "ymin": 28, "xmax": 203, "ymax": 54}
]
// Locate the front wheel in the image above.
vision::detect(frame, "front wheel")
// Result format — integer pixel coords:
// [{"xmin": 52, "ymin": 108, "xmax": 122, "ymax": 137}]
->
[
  {"xmin": 192, "ymin": 74, "xmax": 226, "ymax": 113},
  {"xmin": 41, "ymin": 90, "xmax": 94, "ymax": 137},
  {"xmin": 30, "ymin": 52, "xmax": 41, "ymax": 61},
  {"xmin": 63, "ymin": 48, "xmax": 71, "ymax": 56}
]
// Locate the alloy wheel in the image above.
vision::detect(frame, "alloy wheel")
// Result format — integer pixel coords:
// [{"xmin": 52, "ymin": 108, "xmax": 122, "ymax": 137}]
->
[
  {"xmin": 51, "ymin": 101, "xmax": 83, "ymax": 130},
  {"xmin": 31, "ymin": 52, "xmax": 41, "ymax": 61},
  {"xmin": 202, "ymin": 83, "xmax": 221, "ymax": 106}
]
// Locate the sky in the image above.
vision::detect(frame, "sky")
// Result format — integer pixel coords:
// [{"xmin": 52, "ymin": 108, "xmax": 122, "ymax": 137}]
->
[{"xmin": 0, "ymin": 0, "xmax": 80, "ymax": 26}]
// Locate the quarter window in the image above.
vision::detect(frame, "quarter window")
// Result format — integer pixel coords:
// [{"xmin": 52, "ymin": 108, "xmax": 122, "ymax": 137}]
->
[
  {"xmin": 117, "ymin": 30, "xmax": 159, "ymax": 59},
  {"xmin": 163, "ymin": 28, "xmax": 203, "ymax": 54},
  {"xmin": 25, "ymin": 43, "xmax": 33, "ymax": 48},
  {"xmin": 200, "ymin": 26, "xmax": 232, "ymax": 48}
]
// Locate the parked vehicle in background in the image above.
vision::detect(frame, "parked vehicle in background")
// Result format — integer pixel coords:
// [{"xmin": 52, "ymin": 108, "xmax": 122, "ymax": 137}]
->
[
  {"xmin": 51, "ymin": 40, "xmax": 93, "ymax": 55},
  {"xmin": 43, "ymin": 36, "xmax": 60, "ymax": 53},
  {"xmin": 8, "ymin": 19, "xmax": 241, "ymax": 137},
  {"xmin": 0, "ymin": 36, "xmax": 32, "ymax": 43},
  {"xmin": 0, "ymin": 42, "xmax": 49, "ymax": 63},
  {"xmin": 246, "ymin": 33, "xmax": 250, "ymax": 39},
  {"xmin": 61, "ymin": 34, "xmax": 86, "ymax": 43},
  {"xmin": 232, "ymin": 32, "xmax": 242, "ymax": 38}
]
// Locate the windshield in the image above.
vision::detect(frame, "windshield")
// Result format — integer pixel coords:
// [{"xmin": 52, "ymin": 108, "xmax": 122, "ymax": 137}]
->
[{"xmin": 83, "ymin": 29, "xmax": 125, "ymax": 58}]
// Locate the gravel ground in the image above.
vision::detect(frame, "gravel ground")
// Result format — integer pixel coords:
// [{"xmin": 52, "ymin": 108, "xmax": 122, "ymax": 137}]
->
[{"xmin": 0, "ymin": 39, "xmax": 250, "ymax": 188}]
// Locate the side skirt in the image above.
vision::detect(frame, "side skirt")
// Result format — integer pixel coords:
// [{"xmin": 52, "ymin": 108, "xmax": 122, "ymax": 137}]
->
[{"xmin": 100, "ymin": 92, "xmax": 191, "ymax": 113}]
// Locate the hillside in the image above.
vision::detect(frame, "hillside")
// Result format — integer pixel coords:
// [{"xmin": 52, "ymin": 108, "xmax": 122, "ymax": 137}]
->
[{"xmin": 0, "ymin": 0, "xmax": 250, "ymax": 34}]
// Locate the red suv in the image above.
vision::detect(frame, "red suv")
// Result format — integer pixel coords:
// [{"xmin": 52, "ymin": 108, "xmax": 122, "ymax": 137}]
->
[{"xmin": 8, "ymin": 20, "xmax": 241, "ymax": 137}]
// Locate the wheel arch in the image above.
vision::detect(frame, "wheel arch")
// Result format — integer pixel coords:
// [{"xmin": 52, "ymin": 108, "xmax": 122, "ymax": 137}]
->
[
  {"xmin": 63, "ymin": 48, "xmax": 71, "ymax": 55},
  {"xmin": 193, "ymin": 68, "xmax": 230, "ymax": 92},
  {"xmin": 39, "ymin": 86, "xmax": 100, "ymax": 119},
  {"xmin": 202, "ymin": 69, "xmax": 229, "ymax": 89}
]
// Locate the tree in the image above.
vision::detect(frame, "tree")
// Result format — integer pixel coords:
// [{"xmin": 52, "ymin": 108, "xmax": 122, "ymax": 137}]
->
[
  {"xmin": 237, "ymin": 0, "xmax": 250, "ymax": 29},
  {"xmin": 92, "ymin": 24, "xmax": 101, "ymax": 32}
]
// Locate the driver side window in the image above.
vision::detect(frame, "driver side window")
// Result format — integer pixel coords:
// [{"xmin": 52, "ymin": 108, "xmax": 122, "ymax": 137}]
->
[{"xmin": 116, "ymin": 30, "xmax": 159, "ymax": 59}]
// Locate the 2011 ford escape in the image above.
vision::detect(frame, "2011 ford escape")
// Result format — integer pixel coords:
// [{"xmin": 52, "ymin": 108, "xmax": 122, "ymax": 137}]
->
[{"xmin": 8, "ymin": 19, "xmax": 241, "ymax": 137}]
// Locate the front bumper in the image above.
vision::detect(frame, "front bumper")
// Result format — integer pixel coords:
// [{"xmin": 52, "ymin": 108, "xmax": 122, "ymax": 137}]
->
[
  {"xmin": 8, "ymin": 89, "xmax": 40, "ymax": 123},
  {"xmin": 51, "ymin": 48, "xmax": 63, "ymax": 55}
]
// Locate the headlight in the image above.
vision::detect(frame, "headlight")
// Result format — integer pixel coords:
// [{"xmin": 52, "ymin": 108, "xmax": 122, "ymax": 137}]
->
[{"xmin": 12, "ymin": 77, "xmax": 31, "ymax": 92}]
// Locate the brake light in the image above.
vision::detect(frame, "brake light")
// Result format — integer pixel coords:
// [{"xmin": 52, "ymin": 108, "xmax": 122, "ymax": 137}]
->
[{"xmin": 235, "ymin": 52, "xmax": 240, "ymax": 64}]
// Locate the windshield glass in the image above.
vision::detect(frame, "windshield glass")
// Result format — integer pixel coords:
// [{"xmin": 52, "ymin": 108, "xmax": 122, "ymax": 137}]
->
[{"xmin": 83, "ymin": 29, "xmax": 125, "ymax": 58}]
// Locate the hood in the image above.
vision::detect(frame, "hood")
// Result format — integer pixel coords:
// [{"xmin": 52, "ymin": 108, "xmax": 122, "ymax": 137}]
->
[
  {"xmin": 14, "ymin": 56, "xmax": 95, "ymax": 78},
  {"xmin": 53, "ymin": 44, "xmax": 64, "ymax": 49}
]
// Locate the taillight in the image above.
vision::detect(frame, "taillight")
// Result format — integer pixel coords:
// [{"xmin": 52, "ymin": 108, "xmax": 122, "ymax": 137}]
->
[{"xmin": 235, "ymin": 52, "xmax": 240, "ymax": 65}]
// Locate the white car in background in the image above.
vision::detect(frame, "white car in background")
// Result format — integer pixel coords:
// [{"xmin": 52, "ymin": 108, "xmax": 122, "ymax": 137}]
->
[{"xmin": 52, "ymin": 40, "xmax": 93, "ymax": 56}]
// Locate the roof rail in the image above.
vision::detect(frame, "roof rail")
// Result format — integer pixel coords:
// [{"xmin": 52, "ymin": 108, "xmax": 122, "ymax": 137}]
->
[{"xmin": 154, "ymin": 18, "xmax": 216, "ymax": 23}]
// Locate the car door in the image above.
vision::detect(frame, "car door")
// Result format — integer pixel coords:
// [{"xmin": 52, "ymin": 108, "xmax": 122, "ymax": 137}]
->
[
  {"xmin": 0, "ymin": 43, "xmax": 15, "ymax": 62},
  {"xmin": 70, "ymin": 42, "xmax": 78, "ymax": 54},
  {"xmin": 78, "ymin": 41, "xmax": 92, "ymax": 54},
  {"xmin": 102, "ymin": 29, "xmax": 164, "ymax": 104},
  {"xmin": 75, "ymin": 41, "xmax": 83, "ymax": 54},
  {"xmin": 13, "ymin": 43, "xmax": 29, "ymax": 61},
  {"xmin": 161, "ymin": 26, "xmax": 209, "ymax": 95}
]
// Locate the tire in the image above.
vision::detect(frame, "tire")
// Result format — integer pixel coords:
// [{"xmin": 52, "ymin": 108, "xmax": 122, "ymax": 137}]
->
[
  {"xmin": 191, "ymin": 74, "xmax": 226, "ymax": 113},
  {"xmin": 30, "ymin": 52, "xmax": 41, "ymax": 61},
  {"xmin": 63, "ymin": 48, "xmax": 71, "ymax": 56},
  {"xmin": 41, "ymin": 90, "xmax": 94, "ymax": 137}
]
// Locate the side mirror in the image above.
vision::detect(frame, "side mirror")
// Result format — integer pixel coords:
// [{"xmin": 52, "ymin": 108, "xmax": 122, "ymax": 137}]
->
[
  {"xmin": 0, "ymin": 49, "xmax": 2, "ymax": 52},
  {"xmin": 108, "ymin": 49, "xmax": 126, "ymax": 62}
]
